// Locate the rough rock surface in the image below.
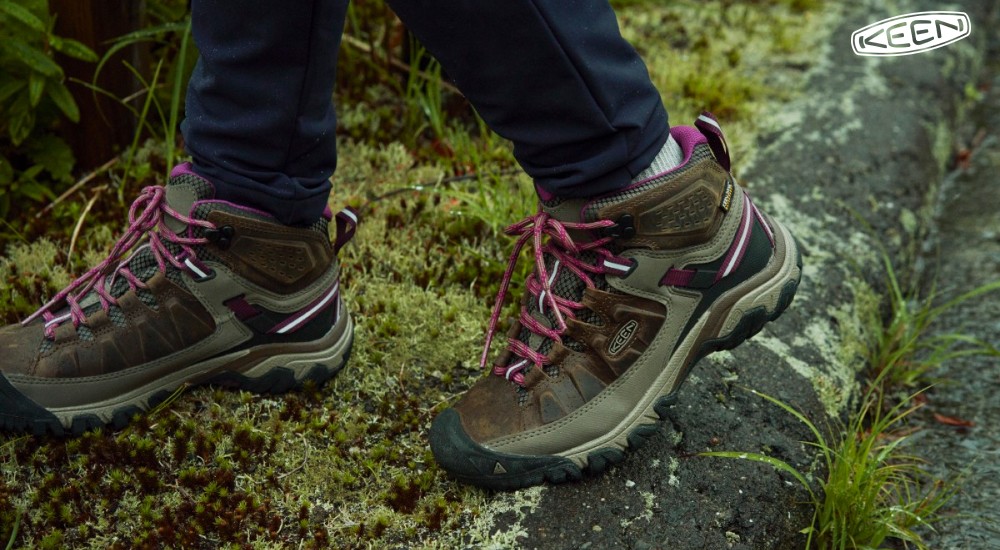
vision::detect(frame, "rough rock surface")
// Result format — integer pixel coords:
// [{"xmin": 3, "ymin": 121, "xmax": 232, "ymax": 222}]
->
[{"xmin": 916, "ymin": 33, "xmax": 1000, "ymax": 550}]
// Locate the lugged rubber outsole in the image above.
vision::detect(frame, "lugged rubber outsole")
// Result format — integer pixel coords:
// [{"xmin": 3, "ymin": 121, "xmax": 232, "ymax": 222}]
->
[
  {"xmin": 431, "ymin": 240, "xmax": 803, "ymax": 490},
  {"xmin": 0, "ymin": 336, "xmax": 353, "ymax": 438}
]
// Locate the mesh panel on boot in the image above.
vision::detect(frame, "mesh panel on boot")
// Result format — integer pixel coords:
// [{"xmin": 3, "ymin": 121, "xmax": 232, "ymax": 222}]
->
[
  {"xmin": 108, "ymin": 305, "xmax": 127, "ymax": 327},
  {"xmin": 173, "ymin": 173, "xmax": 215, "ymax": 199},
  {"xmin": 507, "ymin": 250, "xmax": 609, "ymax": 378},
  {"xmin": 104, "ymin": 250, "xmax": 166, "ymax": 309},
  {"xmin": 517, "ymin": 386, "xmax": 529, "ymax": 407},
  {"xmin": 76, "ymin": 325, "xmax": 95, "ymax": 341}
]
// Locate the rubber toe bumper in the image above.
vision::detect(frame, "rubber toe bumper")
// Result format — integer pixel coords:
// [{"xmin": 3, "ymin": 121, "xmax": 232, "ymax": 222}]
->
[
  {"xmin": 429, "ymin": 408, "xmax": 583, "ymax": 490},
  {"xmin": 0, "ymin": 373, "xmax": 62, "ymax": 435}
]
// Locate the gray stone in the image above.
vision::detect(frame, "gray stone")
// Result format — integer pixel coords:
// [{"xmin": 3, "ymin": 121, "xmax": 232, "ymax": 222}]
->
[{"xmin": 914, "ymin": 19, "xmax": 1000, "ymax": 547}]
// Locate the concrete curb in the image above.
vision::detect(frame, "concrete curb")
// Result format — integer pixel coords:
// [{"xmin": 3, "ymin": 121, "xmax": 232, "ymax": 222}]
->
[{"xmin": 481, "ymin": 2, "xmax": 992, "ymax": 548}]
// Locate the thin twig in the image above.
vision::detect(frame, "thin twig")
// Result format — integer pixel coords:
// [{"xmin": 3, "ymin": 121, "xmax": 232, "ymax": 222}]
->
[
  {"xmin": 277, "ymin": 441, "xmax": 311, "ymax": 480},
  {"xmin": 66, "ymin": 187, "xmax": 105, "ymax": 264},
  {"xmin": 360, "ymin": 168, "xmax": 522, "ymax": 213},
  {"xmin": 120, "ymin": 83, "xmax": 168, "ymax": 105},
  {"xmin": 37, "ymin": 156, "xmax": 120, "ymax": 218}
]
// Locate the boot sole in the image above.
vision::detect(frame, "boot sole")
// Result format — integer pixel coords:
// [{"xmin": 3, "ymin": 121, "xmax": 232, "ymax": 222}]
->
[
  {"xmin": 0, "ymin": 315, "xmax": 354, "ymax": 437},
  {"xmin": 430, "ymin": 220, "xmax": 802, "ymax": 490}
]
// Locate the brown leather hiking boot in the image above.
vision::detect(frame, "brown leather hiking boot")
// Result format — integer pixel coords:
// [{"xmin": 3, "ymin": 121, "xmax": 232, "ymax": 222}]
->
[
  {"xmin": 429, "ymin": 114, "xmax": 802, "ymax": 489},
  {"xmin": 0, "ymin": 164, "xmax": 357, "ymax": 435}
]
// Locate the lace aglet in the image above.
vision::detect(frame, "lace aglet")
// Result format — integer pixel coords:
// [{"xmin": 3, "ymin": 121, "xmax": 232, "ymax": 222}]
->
[
  {"xmin": 478, "ymin": 347, "xmax": 491, "ymax": 371},
  {"xmin": 21, "ymin": 310, "xmax": 43, "ymax": 326},
  {"xmin": 22, "ymin": 295, "xmax": 60, "ymax": 326}
]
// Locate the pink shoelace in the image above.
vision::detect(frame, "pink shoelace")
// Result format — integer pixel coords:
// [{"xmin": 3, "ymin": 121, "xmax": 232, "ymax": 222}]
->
[
  {"xmin": 480, "ymin": 210, "xmax": 618, "ymax": 385},
  {"xmin": 23, "ymin": 186, "xmax": 215, "ymax": 339}
]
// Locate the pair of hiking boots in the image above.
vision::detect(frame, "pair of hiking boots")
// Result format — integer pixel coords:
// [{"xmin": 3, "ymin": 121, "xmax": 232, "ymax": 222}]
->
[{"xmin": 0, "ymin": 116, "xmax": 800, "ymax": 490}]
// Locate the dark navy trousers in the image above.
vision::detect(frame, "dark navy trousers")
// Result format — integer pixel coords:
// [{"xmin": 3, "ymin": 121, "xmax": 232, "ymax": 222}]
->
[{"xmin": 182, "ymin": 0, "xmax": 669, "ymax": 226}]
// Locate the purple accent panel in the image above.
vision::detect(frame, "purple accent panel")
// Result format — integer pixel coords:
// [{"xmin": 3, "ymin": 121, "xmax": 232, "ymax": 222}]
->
[
  {"xmin": 534, "ymin": 183, "xmax": 556, "ymax": 201},
  {"xmin": 224, "ymin": 295, "xmax": 260, "ymax": 321},
  {"xmin": 695, "ymin": 111, "xmax": 731, "ymax": 171},
  {"xmin": 322, "ymin": 205, "xmax": 334, "ymax": 220},
  {"xmin": 193, "ymin": 199, "xmax": 276, "ymax": 220},
  {"xmin": 603, "ymin": 125, "xmax": 708, "ymax": 193},
  {"xmin": 660, "ymin": 268, "xmax": 696, "ymax": 287},
  {"xmin": 170, "ymin": 162, "xmax": 200, "ymax": 178},
  {"xmin": 334, "ymin": 207, "xmax": 359, "ymax": 253},
  {"xmin": 716, "ymin": 194, "xmax": 752, "ymax": 283},
  {"xmin": 749, "ymin": 198, "xmax": 775, "ymax": 246},
  {"xmin": 670, "ymin": 125, "xmax": 709, "ymax": 161},
  {"xmin": 267, "ymin": 281, "xmax": 339, "ymax": 334}
]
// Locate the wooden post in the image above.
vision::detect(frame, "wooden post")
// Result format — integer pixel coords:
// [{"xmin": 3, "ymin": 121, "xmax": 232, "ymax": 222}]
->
[{"xmin": 50, "ymin": 0, "xmax": 146, "ymax": 172}]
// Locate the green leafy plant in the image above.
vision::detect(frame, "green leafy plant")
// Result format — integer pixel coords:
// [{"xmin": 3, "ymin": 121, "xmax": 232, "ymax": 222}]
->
[
  {"xmin": 704, "ymin": 383, "xmax": 956, "ymax": 549},
  {"xmin": 77, "ymin": 13, "xmax": 195, "ymax": 192},
  {"xmin": 2, "ymin": 514, "xmax": 19, "ymax": 550},
  {"xmin": 865, "ymin": 255, "xmax": 1000, "ymax": 389},
  {"xmin": 0, "ymin": 0, "xmax": 97, "ymax": 217}
]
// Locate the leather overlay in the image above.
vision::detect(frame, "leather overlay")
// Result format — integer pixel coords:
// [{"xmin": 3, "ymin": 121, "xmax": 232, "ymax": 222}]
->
[
  {"xmin": 612, "ymin": 185, "xmax": 748, "ymax": 303},
  {"xmin": 564, "ymin": 288, "xmax": 665, "ymax": 376},
  {"xmin": 486, "ymin": 291, "xmax": 700, "ymax": 456},
  {"xmin": 30, "ymin": 274, "xmax": 215, "ymax": 379},
  {"xmin": 0, "ymin": 323, "xmax": 46, "ymax": 378},
  {"xmin": 454, "ymin": 373, "xmax": 534, "ymax": 444},
  {"xmin": 596, "ymin": 160, "xmax": 730, "ymax": 250},
  {"xmin": 208, "ymin": 211, "xmax": 334, "ymax": 293},
  {"xmin": 455, "ymin": 288, "xmax": 665, "ymax": 441}
]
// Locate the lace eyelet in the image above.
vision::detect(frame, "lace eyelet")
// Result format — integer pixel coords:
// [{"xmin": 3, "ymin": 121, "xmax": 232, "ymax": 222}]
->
[
  {"xmin": 205, "ymin": 225, "xmax": 235, "ymax": 250},
  {"xmin": 191, "ymin": 269, "xmax": 216, "ymax": 283},
  {"xmin": 602, "ymin": 214, "xmax": 636, "ymax": 239},
  {"xmin": 181, "ymin": 256, "xmax": 216, "ymax": 282}
]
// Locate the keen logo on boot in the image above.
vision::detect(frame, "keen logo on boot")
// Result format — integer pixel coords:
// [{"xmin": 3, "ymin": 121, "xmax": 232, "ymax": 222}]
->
[{"xmin": 608, "ymin": 320, "xmax": 639, "ymax": 356}]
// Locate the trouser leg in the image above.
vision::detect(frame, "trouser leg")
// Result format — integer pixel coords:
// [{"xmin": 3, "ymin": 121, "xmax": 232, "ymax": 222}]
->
[
  {"xmin": 181, "ymin": 0, "xmax": 347, "ymax": 225},
  {"xmin": 386, "ymin": 0, "xmax": 669, "ymax": 198}
]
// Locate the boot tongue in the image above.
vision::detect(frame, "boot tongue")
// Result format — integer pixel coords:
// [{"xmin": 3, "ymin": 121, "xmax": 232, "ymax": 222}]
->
[
  {"xmin": 540, "ymin": 197, "xmax": 597, "ymax": 244},
  {"xmin": 540, "ymin": 197, "xmax": 586, "ymax": 222},
  {"xmin": 101, "ymin": 168, "xmax": 216, "ymax": 302},
  {"xmin": 164, "ymin": 183, "xmax": 199, "ymax": 234},
  {"xmin": 164, "ymin": 164, "xmax": 217, "ymax": 233}
]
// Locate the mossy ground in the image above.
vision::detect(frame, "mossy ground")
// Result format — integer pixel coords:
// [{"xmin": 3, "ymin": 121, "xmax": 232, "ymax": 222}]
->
[{"xmin": 0, "ymin": 1, "xmax": 828, "ymax": 547}]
